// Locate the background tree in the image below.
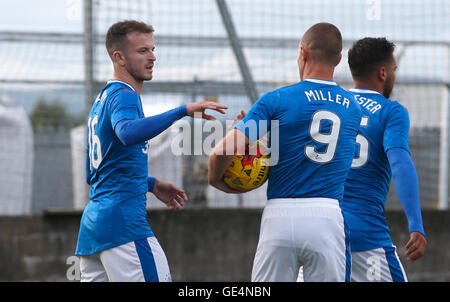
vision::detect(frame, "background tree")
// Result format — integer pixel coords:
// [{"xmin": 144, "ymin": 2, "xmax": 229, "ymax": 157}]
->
[{"xmin": 30, "ymin": 97, "xmax": 85, "ymax": 132}]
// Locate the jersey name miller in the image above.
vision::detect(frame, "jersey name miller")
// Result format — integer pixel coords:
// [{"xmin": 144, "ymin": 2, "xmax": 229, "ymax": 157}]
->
[{"xmin": 304, "ymin": 89, "xmax": 351, "ymax": 109}]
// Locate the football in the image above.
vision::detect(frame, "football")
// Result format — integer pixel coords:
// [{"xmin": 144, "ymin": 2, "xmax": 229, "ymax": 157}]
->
[{"xmin": 223, "ymin": 142, "xmax": 270, "ymax": 191}]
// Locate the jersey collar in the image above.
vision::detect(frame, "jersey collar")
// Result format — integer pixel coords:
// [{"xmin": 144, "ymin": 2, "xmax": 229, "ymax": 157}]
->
[
  {"xmin": 349, "ymin": 88, "xmax": 382, "ymax": 95},
  {"xmin": 304, "ymin": 78, "xmax": 337, "ymax": 86},
  {"xmin": 107, "ymin": 80, "xmax": 136, "ymax": 92}
]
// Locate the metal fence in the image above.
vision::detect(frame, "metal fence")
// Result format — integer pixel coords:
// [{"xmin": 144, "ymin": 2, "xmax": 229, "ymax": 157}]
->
[{"xmin": 0, "ymin": 0, "xmax": 448, "ymax": 214}]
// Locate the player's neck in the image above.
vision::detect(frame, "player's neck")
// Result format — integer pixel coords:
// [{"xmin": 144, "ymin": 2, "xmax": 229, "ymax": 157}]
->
[
  {"xmin": 113, "ymin": 70, "xmax": 144, "ymax": 95},
  {"xmin": 301, "ymin": 64, "xmax": 335, "ymax": 82},
  {"xmin": 353, "ymin": 79, "xmax": 383, "ymax": 95}
]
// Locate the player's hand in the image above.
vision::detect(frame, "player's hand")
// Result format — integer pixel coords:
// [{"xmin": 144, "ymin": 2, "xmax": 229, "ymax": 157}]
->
[
  {"xmin": 186, "ymin": 100, "xmax": 228, "ymax": 121},
  {"xmin": 152, "ymin": 179, "xmax": 188, "ymax": 209},
  {"xmin": 229, "ymin": 110, "xmax": 246, "ymax": 129},
  {"xmin": 405, "ymin": 232, "xmax": 427, "ymax": 262}
]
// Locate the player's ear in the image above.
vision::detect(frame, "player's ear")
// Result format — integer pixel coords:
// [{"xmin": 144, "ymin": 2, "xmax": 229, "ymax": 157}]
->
[
  {"xmin": 300, "ymin": 45, "xmax": 309, "ymax": 62},
  {"xmin": 377, "ymin": 66, "xmax": 387, "ymax": 82},
  {"xmin": 113, "ymin": 50, "xmax": 126, "ymax": 66},
  {"xmin": 335, "ymin": 53, "xmax": 342, "ymax": 66}
]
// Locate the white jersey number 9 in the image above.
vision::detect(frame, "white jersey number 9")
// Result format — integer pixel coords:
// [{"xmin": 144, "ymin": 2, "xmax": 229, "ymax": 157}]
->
[
  {"xmin": 88, "ymin": 115, "xmax": 103, "ymax": 170},
  {"xmin": 305, "ymin": 110, "xmax": 341, "ymax": 164}
]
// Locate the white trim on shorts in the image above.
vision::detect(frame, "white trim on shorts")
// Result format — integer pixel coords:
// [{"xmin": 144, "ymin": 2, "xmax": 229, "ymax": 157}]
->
[{"xmin": 80, "ymin": 237, "xmax": 171, "ymax": 282}]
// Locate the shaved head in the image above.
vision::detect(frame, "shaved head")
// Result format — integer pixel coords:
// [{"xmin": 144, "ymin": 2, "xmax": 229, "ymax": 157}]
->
[{"xmin": 301, "ymin": 22, "xmax": 342, "ymax": 66}]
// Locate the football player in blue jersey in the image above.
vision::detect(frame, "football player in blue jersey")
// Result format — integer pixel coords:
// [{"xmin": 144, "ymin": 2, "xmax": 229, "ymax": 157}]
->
[
  {"xmin": 341, "ymin": 37, "xmax": 427, "ymax": 282},
  {"xmin": 75, "ymin": 20, "xmax": 227, "ymax": 282},
  {"xmin": 209, "ymin": 23, "xmax": 362, "ymax": 282}
]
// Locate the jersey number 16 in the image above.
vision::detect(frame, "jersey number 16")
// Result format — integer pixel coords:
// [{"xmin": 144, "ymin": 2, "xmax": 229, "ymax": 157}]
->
[{"xmin": 88, "ymin": 115, "xmax": 103, "ymax": 170}]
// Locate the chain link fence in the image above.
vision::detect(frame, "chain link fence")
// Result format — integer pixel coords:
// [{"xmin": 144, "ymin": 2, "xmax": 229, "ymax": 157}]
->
[{"xmin": 0, "ymin": 0, "xmax": 448, "ymax": 213}]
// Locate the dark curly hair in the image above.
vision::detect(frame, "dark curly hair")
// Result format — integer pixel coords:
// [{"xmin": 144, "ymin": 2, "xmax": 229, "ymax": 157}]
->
[
  {"xmin": 348, "ymin": 37, "xmax": 395, "ymax": 79},
  {"xmin": 105, "ymin": 20, "xmax": 154, "ymax": 60}
]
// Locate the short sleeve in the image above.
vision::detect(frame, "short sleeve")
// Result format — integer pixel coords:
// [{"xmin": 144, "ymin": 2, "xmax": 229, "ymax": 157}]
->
[
  {"xmin": 383, "ymin": 102, "xmax": 410, "ymax": 153},
  {"xmin": 234, "ymin": 91, "xmax": 278, "ymax": 144},
  {"xmin": 109, "ymin": 89, "xmax": 141, "ymax": 130}
]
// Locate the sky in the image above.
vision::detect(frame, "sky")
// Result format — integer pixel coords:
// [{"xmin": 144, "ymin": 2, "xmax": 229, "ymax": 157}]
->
[
  {"xmin": 0, "ymin": 0, "xmax": 448, "ymax": 118},
  {"xmin": 0, "ymin": 0, "xmax": 82, "ymax": 32},
  {"xmin": 0, "ymin": 0, "xmax": 448, "ymax": 39}
]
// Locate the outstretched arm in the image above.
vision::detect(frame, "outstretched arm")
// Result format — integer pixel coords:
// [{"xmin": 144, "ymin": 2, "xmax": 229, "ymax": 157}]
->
[
  {"xmin": 387, "ymin": 147, "xmax": 427, "ymax": 261},
  {"xmin": 115, "ymin": 105, "xmax": 188, "ymax": 146},
  {"xmin": 115, "ymin": 101, "xmax": 228, "ymax": 146}
]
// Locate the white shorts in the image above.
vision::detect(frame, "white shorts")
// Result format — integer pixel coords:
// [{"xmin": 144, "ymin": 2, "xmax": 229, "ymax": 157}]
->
[
  {"xmin": 80, "ymin": 236, "xmax": 171, "ymax": 282},
  {"xmin": 297, "ymin": 246, "xmax": 408, "ymax": 282},
  {"xmin": 350, "ymin": 246, "xmax": 407, "ymax": 282},
  {"xmin": 251, "ymin": 198, "xmax": 351, "ymax": 282}
]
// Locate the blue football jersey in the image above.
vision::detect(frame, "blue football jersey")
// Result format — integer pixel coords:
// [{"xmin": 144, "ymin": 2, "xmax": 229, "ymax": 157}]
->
[
  {"xmin": 76, "ymin": 80, "xmax": 154, "ymax": 256},
  {"xmin": 341, "ymin": 88, "xmax": 411, "ymax": 252},
  {"xmin": 235, "ymin": 79, "xmax": 362, "ymax": 201}
]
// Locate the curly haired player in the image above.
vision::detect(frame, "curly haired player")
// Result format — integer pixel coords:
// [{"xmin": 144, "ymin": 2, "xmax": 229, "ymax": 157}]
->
[{"xmin": 340, "ymin": 37, "xmax": 426, "ymax": 282}]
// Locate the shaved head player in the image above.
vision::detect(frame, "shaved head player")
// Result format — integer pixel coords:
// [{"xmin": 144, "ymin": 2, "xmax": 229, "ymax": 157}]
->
[{"xmin": 209, "ymin": 23, "xmax": 362, "ymax": 282}]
